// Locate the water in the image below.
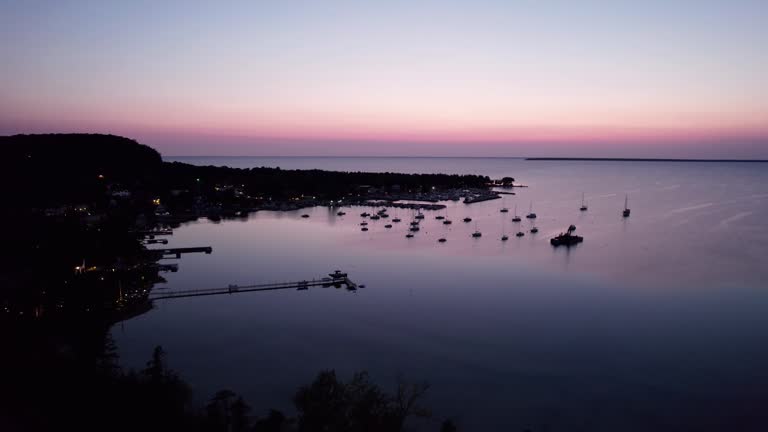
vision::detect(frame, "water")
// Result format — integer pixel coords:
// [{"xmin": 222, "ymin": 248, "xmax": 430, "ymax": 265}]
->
[{"xmin": 115, "ymin": 157, "xmax": 768, "ymax": 431}]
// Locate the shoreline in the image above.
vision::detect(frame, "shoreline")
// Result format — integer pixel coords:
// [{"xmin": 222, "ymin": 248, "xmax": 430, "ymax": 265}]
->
[{"xmin": 526, "ymin": 157, "xmax": 768, "ymax": 163}]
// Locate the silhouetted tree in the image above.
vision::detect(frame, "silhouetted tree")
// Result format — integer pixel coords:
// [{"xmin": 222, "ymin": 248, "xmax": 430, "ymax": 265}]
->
[
  {"xmin": 440, "ymin": 419, "xmax": 458, "ymax": 432},
  {"xmin": 252, "ymin": 409, "xmax": 288, "ymax": 432},
  {"xmin": 294, "ymin": 370, "xmax": 430, "ymax": 432}
]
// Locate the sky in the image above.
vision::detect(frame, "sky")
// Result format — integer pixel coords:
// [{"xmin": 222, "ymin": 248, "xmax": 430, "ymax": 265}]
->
[{"xmin": 1, "ymin": 0, "xmax": 767, "ymax": 157}]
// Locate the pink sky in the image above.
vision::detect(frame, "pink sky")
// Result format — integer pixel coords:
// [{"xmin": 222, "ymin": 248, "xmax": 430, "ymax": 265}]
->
[{"xmin": 1, "ymin": 1, "xmax": 767, "ymax": 157}]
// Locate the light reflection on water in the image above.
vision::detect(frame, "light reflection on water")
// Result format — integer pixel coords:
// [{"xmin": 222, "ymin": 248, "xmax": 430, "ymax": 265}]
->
[{"xmin": 115, "ymin": 159, "xmax": 768, "ymax": 431}]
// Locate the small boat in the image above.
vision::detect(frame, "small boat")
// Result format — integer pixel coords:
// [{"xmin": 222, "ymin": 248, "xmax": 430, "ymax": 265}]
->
[
  {"xmin": 406, "ymin": 233, "xmax": 414, "ymax": 238},
  {"xmin": 443, "ymin": 219, "xmax": 452, "ymax": 225},
  {"xmin": 360, "ymin": 212, "xmax": 370, "ymax": 217},
  {"xmin": 377, "ymin": 209, "xmax": 387, "ymax": 214},
  {"xmin": 530, "ymin": 226, "xmax": 539, "ymax": 233},
  {"xmin": 463, "ymin": 217, "xmax": 472, "ymax": 223},
  {"xmin": 410, "ymin": 226, "xmax": 420, "ymax": 232},
  {"xmin": 337, "ymin": 211, "xmax": 346, "ymax": 216},
  {"xmin": 370, "ymin": 214, "xmax": 380, "ymax": 220},
  {"xmin": 438, "ymin": 238, "xmax": 447, "ymax": 243},
  {"xmin": 436, "ymin": 215, "xmax": 445, "ymax": 220},
  {"xmin": 526, "ymin": 202, "xmax": 537, "ymax": 219},
  {"xmin": 550, "ymin": 224, "xmax": 583, "ymax": 246},
  {"xmin": 415, "ymin": 212, "xmax": 425, "ymax": 219},
  {"xmin": 358, "ymin": 284, "xmax": 366, "ymax": 288},
  {"xmin": 361, "ymin": 227, "xmax": 368, "ymax": 231},
  {"xmin": 301, "ymin": 214, "xmax": 310, "ymax": 218},
  {"xmin": 392, "ymin": 218, "xmax": 402, "ymax": 222},
  {"xmin": 623, "ymin": 195, "xmax": 631, "ymax": 217},
  {"xmin": 329, "ymin": 270, "xmax": 348, "ymax": 279},
  {"xmin": 516, "ymin": 231, "xmax": 525, "ymax": 237},
  {"xmin": 472, "ymin": 222, "xmax": 482, "ymax": 237},
  {"xmin": 500, "ymin": 208, "xmax": 509, "ymax": 213},
  {"xmin": 360, "ymin": 221, "xmax": 368, "ymax": 226},
  {"xmin": 580, "ymin": 193, "xmax": 588, "ymax": 211},
  {"xmin": 384, "ymin": 224, "xmax": 392, "ymax": 228},
  {"xmin": 380, "ymin": 214, "xmax": 389, "ymax": 218},
  {"xmin": 410, "ymin": 221, "xmax": 420, "ymax": 226},
  {"xmin": 512, "ymin": 205, "xmax": 521, "ymax": 222},
  {"xmin": 501, "ymin": 234, "xmax": 509, "ymax": 241}
]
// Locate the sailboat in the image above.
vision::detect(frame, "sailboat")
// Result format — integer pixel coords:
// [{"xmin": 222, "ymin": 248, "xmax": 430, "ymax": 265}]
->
[
  {"xmin": 512, "ymin": 205, "xmax": 521, "ymax": 222},
  {"xmin": 580, "ymin": 193, "xmax": 588, "ymax": 211},
  {"xmin": 526, "ymin": 201, "xmax": 537, "ymax": 219},
  {"xmin": 472, "ymin": 222, "xmax": 482, "ymax": 237},
  {"xmin": 500, "ymin": 197, "xmax": 509, "ymax": 213},
  {"xmin": 501, "ymin": 215, "xmax": 509, "ymax": 241},
  {"xmin": 623, "ymin": 195, "xmax": 631, "ymax": 217},
  {"xmin": 443, "ymin": 208, "xmax": 452, "ymax": 224}
]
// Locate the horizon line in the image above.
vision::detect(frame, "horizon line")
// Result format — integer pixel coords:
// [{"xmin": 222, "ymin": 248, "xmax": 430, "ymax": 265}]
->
[{"xmin": 164, "ymin": 155, "xmax": 768, "ymax": 162}]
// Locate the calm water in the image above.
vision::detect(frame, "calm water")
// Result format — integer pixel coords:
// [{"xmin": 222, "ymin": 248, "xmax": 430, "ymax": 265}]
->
[{"xmin": 115, "ymin": 157, "xmax": 768, "ymax": 431}]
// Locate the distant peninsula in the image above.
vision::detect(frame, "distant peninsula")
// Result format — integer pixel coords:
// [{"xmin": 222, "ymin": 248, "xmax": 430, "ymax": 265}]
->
[{"xmin": 526, "ymin": 157, "xmax": 768, "ymax": 162}]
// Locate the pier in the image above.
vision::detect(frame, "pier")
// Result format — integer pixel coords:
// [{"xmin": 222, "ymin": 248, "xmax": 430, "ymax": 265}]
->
[
  {"xmin": 149, "ymin": 273, "xmax": 359, "ymax": 300},
  {"xmin": 148, "ymin": 246, "xmax": 213, "ymax": 259}
]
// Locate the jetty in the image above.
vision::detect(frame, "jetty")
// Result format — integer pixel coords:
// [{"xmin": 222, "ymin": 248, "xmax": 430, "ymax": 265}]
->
[
  {"xmin": 149, "ymin": 271, "xmax": 359, "ymax": 300},
  {"xmin": 147, "ymin": 246, "xmax": 212, "ymax": 259}
]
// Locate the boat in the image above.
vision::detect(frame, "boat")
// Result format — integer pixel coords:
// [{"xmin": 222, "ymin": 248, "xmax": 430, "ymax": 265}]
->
[
  {"xmin": 580, "ymin": 193, "xmax": 588, "ymax": 211},
  {"xmin": 380, "ymin": 213, "xmax": 389, "ymax": 218},
  {"xmin": 337, "ymin": 211, "xmax": 346, "ymax": 216},
  {"xmin": 530, "ymin": 226, "xmax": 539, "ymax": 233},
  {"xmin": 438, "ymin": 238, "xmax": 447, "ymax": 243},
  {"xmin": 384, "ymin": 224, "xmax": 393, "ymax": 228},
  {"xmin": 410, "ymin": 221, "xmax": 420, "ymax": 226},
  {"xmin": 410, "ymin": 226, "xmax": 420, "ymax": 232},
  {"xmin": 501, "ymin": 215, "xmax": 509, "ymax": 240},
  {"xmin": 360, "ymin": 221, "xmax": 368, "ymax": 226},
  {"xmin": 329, "ymin": 270, "xmax": 348, "ymax": 279},
  {"xmin": 526, "ymin": 202, "xmax": 537, "ymax": 219},
  {"xmin": 415, "ymin": 211, "xmax": 425, "ymax": 219},
  {"xmin": 436, "ymin": 215, "xmax": 445, "ymax": 220},
  {"xmin": 516, "ymin": 231, "xmax": 525, "ymax": 237},
  {"xmin": 472, "ymin": 222, "xmax": 482, "ymax": 237},
  {"xmin": 443, "ymin": 219, "xmax": 452, "ymax": 225},
  {"xmin": 463, "ymin": 217, "xmax": 472, "ymax": 223},
  {"xmin": 550, "ymin": 224, "xmax": 583, "ymax": 246},
  {"xmin": 370, "ymin": 214, "xmax": 380, "ymax": 220},
  {"xmin": 301, "ymin": 214, "xmax": 310, "ymax": 218},
  {"xmin": 406, "ymin": 233, "xmax": 414, "ymax": 238},
  {"xmin": 623, "ymin": 195, "xmax": 631, "ymax": 217},
  {"xmin": 361, "ymin": 227, "xmax": 368, "ymax": 231},
  {"xmin": 392, "ymin": 218, "xmax": 402, "ymax": 222},
  {"xmin": 512, "ymin": 205, "xmax": 521, "ymax": 222},
  {"xmin": 360, "ymin": 212, "xmax": 369, "ymax": 217},
  {"xmin": 500, "ymin": 208, "xmax": 509, "ymax": 213}
]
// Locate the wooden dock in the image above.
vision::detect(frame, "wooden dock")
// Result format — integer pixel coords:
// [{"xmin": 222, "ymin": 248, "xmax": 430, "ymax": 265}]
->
[
  {"xmin": 149, "ymin": 274, "xmax": 358, "ymax": 301},
  {"xmin": 147, "ymin": 246, "xmax": 213, "ymax": 259}
]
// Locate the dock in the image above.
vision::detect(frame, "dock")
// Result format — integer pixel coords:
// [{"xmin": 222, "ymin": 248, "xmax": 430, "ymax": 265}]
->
[
  {"xmin": 149, "ymin": 273, "xmax": 359, "ymax": 300},
  {"xmin": 147, "ymin": 246, "xmax": 212, "ymax": 259}
]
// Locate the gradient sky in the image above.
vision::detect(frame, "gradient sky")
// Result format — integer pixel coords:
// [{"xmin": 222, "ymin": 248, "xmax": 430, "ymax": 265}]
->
[{"xmin": 1, "ymin": 0, "xmax": 767, "ymax": 157}]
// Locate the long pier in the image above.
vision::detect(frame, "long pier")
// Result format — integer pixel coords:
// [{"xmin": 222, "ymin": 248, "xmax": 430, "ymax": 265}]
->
[
  {"xmin": 149, "ymin": 274, "xmax": 358, "ymax": 301},
  {"xmin": 147, "ymin": 246, "xmax": 213, "ymax": 259}
]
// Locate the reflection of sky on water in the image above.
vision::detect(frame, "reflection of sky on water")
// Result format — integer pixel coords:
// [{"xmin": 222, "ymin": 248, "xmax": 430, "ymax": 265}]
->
[{"xmin": 116, "ymin": 160, "xmax": 768, "ymax": 430}]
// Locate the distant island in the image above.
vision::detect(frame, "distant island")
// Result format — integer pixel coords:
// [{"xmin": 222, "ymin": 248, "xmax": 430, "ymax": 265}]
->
[{"xmin": 526, "ymin": 157, "xmax": 768, "ymax": 162}]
